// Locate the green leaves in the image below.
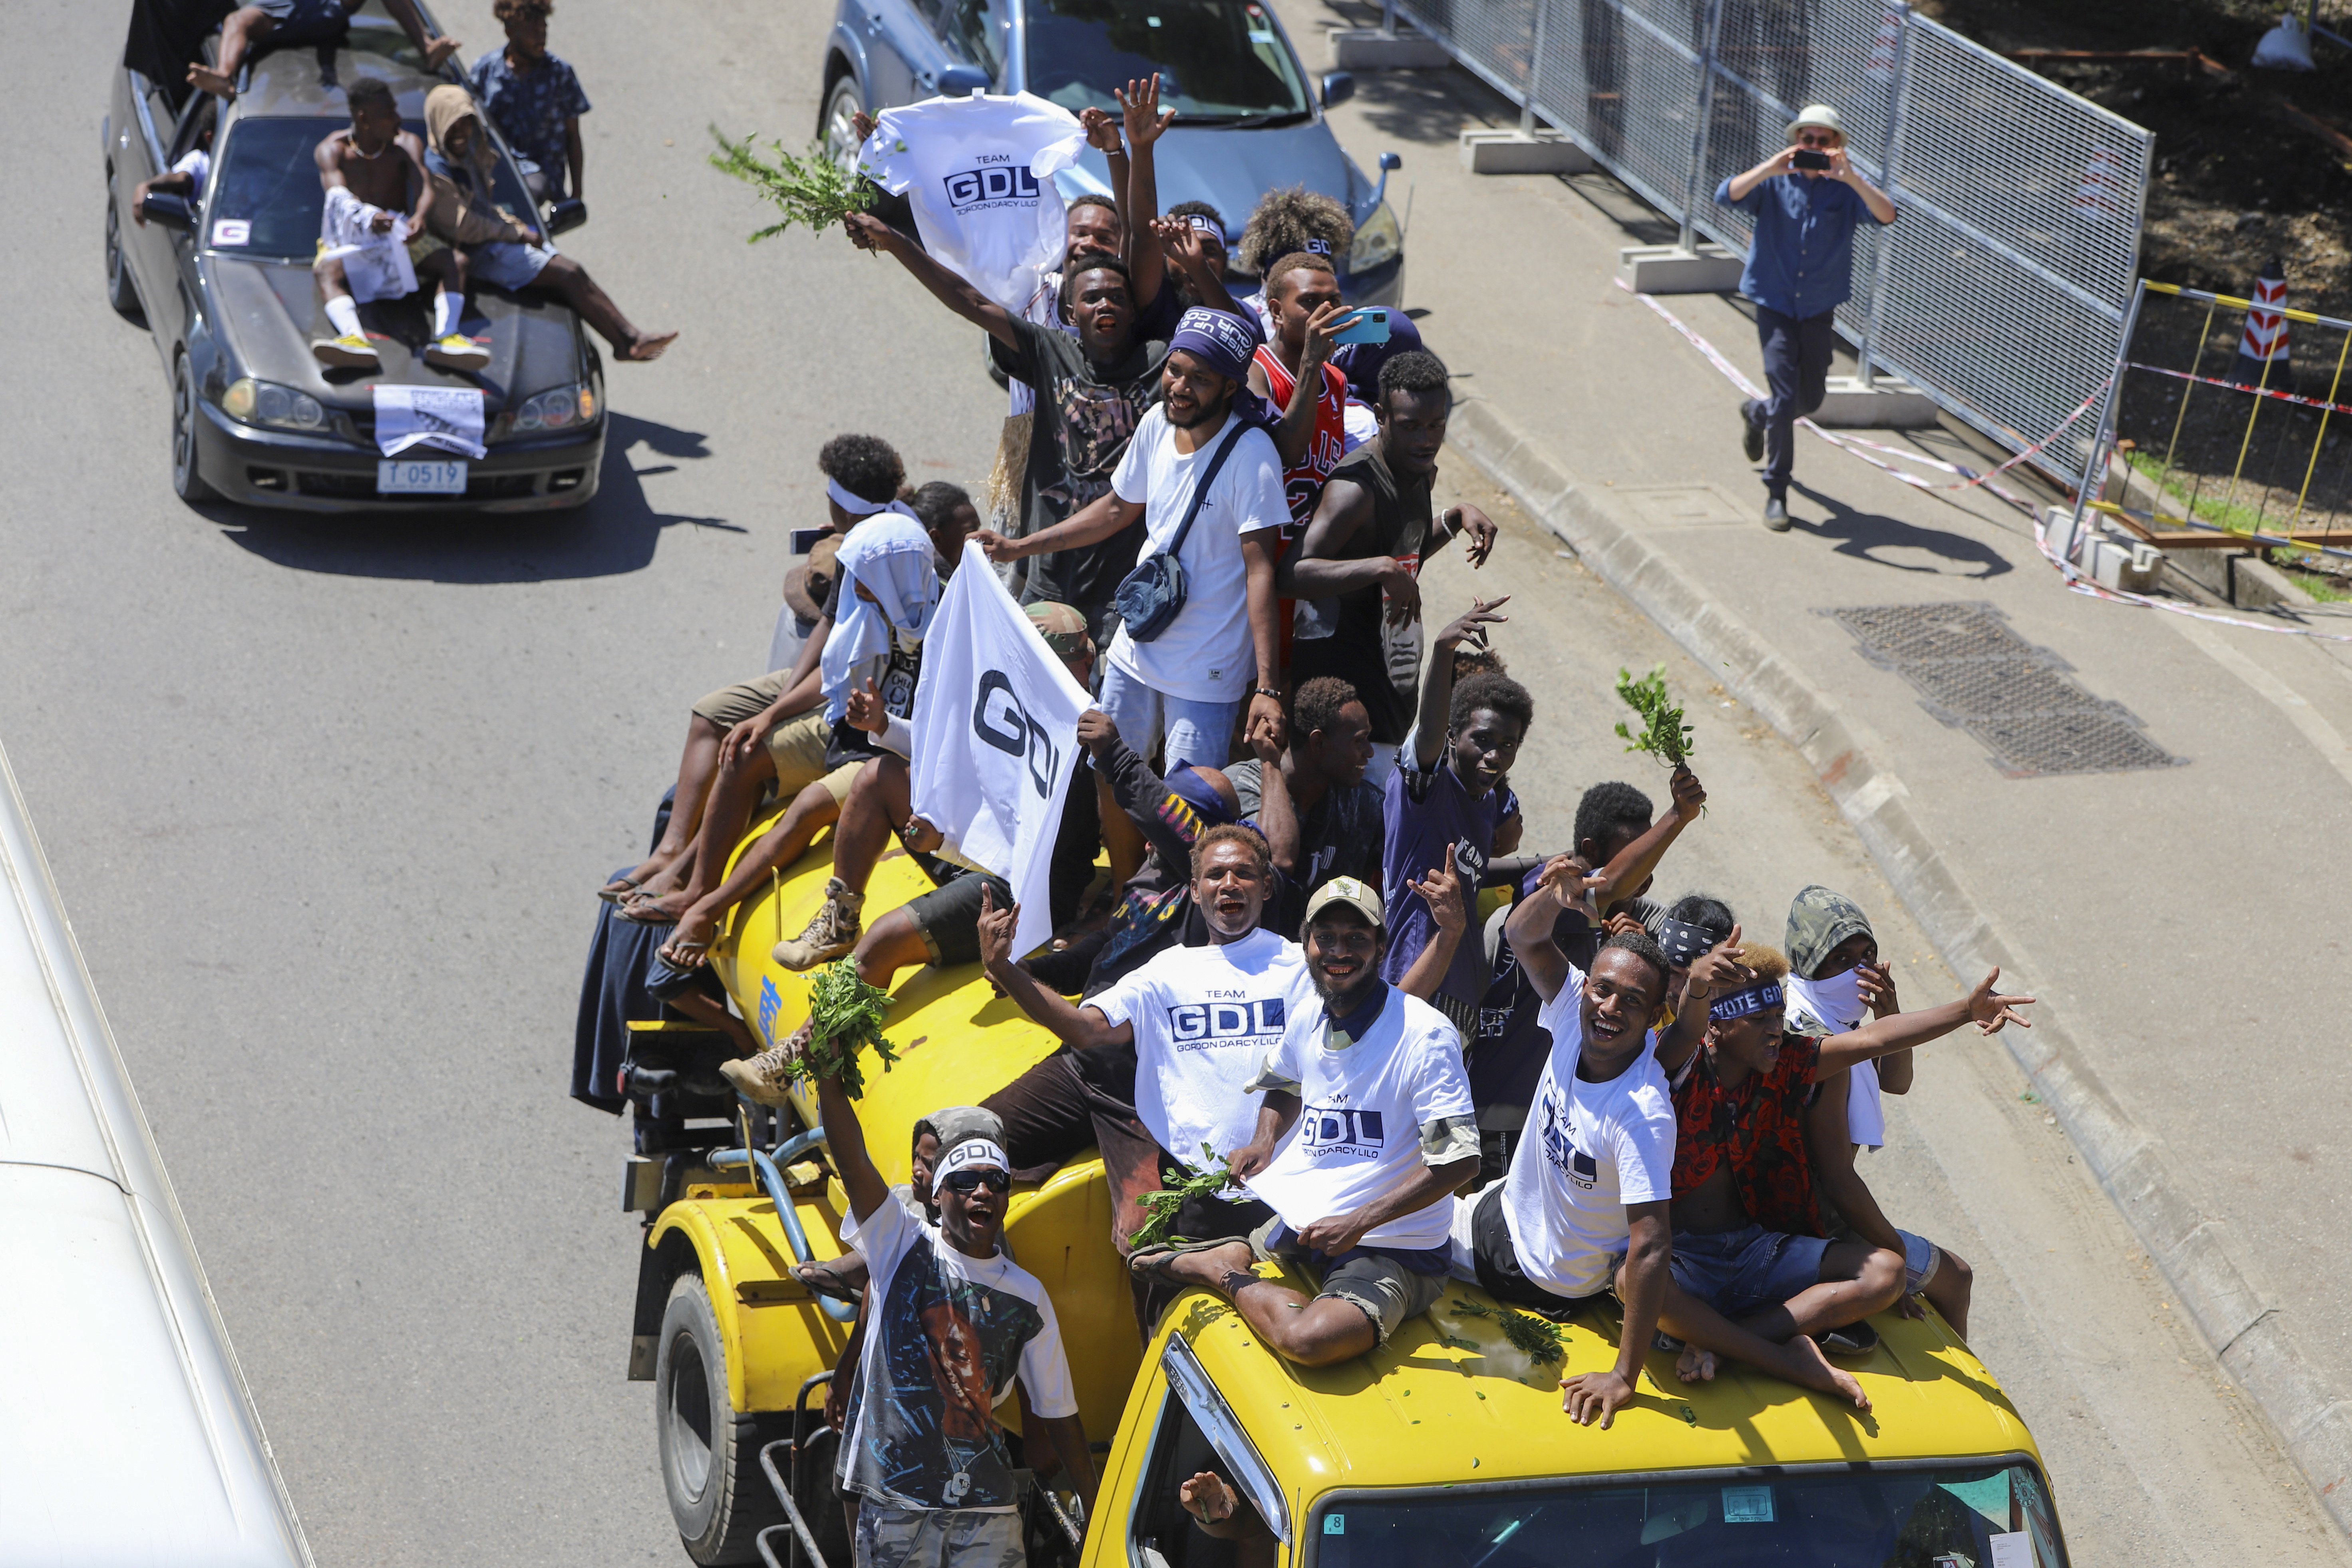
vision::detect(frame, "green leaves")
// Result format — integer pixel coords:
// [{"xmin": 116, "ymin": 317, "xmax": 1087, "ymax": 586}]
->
[
  {"xmin": 1132, "ymin": 1145, "xmax": 1243, "ymax": 1249},
  {"xmin": 1447, "ymin": 1298, "xmax": 1566, "ymax": 1365},
  {"xmin": 798, "ymin": 959, "xmax": 899, "ymax": 1099},
  {"xmin": 708, "ymin": 126, "xmax": 875, "ymax": 241},
  {"xmin": 1614, "ymin": 663, "xmax": 1694, "ymax": 768}
]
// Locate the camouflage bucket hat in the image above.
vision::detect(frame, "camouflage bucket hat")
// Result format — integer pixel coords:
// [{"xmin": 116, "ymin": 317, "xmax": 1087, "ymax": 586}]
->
[
  {"xmin": 1024, "ymin": 600, "xmax": 1094, "ymax": 660},
  {"xmin": 916, "ymin": 1105, "xmax": 1006, "ymax": 1150},
  {"xmin": 1785, "ymin": 885, "xmax": 1871, "ymax": 981}
]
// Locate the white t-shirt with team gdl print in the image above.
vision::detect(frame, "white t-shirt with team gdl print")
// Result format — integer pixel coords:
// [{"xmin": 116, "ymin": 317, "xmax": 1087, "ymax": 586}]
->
[
  {"xmin": 1245, "ymin": 983, "xmax": 1476, "ymax": 1250},
  {"xmin": 1090, "ymin": 929, "xmax": 1310, "ymax": 1175},
  {"xmin": 858, "ymin": 93, "xmax": 1086, "ymax": 312}
]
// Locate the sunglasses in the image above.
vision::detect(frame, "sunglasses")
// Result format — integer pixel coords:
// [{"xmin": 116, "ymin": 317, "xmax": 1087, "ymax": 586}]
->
[{"xmin": 939, "ymin": 1168, "xmax": 1012, "ymax": 1195}]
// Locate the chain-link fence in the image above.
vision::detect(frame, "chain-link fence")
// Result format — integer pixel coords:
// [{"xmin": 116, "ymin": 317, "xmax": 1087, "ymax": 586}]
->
[{"xmin": 1389, "ymin": 0, "xmax": 2153, "ymax": 487}]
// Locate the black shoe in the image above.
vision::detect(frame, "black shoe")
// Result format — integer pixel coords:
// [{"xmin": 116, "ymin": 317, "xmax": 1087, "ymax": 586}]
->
[
  {"xmin": 1763, "ymin": 496, "xmax": 1791, "ymax": 531},
  {"xmin": 1742, "ymin": 406, "xmax": 1765, "ymax": 463},
  {"xmin": 1821, "ymin": 1321, "xmax": 1880, "ymax": 1357}
]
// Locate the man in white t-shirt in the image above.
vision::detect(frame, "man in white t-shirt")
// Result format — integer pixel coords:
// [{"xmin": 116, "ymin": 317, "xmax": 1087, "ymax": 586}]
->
[
  {"xmin": 979, "ymin": 307, "xmax": 1290, "ymax": 770},
  {"xmin": 1451, "ymin": 912, "xmax": 1680, "ymax": 1429},
  {"xmin": 1138, "ymin": 877, "xmax": 1479, "ymax": 1366},
  {"xmin": 812, "ymin": 1062, "xmax": 1095, "ymax": 1564}
]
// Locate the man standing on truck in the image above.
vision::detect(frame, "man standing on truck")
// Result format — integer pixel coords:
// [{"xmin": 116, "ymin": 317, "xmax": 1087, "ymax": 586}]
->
[{"xmin": 813, "ymin": 1064, "xmax": 1097, "ymax": 1565}]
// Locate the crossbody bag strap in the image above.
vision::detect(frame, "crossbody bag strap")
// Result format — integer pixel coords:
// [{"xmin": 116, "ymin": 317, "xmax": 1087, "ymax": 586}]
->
[{"xmin": 1159, "ymin": 416, "xmax": 1251, "ymax": 563}]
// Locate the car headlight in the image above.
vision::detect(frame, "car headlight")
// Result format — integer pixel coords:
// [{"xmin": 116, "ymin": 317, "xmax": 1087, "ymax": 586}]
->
[
  {"xmin": 1348, "ymin": 200, "xmax": 1403, "ymax": 275},
  {"xmin": 221, "ymin": 377, "xmax": 328, "ymax": 432},
  {"xmin": 511, "ymin": 381, "xmax": 598, "ymax": 433}
]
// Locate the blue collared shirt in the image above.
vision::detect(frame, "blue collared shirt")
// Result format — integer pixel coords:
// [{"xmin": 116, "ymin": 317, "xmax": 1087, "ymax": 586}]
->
[
  {"xmin": 1714, "ymin": 171, "xmax": 1891, "ymax": 320},
  {"xmin": 467, "ymin": 48, "xmax": 591, "ymax": 189}
]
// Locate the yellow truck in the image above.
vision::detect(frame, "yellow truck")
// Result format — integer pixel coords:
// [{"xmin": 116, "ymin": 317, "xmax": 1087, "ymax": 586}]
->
[{"xmin": 616, "ymin": 837, "xmax": 2074, "ymax": 1568}]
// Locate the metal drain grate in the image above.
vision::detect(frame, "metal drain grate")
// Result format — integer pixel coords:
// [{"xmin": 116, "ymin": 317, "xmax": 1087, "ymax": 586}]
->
[{"xmin": 1823, "ymin": 602, "xmax": 2181, "ymax": 777}]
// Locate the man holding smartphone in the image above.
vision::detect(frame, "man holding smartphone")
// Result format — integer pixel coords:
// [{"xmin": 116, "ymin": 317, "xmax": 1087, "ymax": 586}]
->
[{"xmin": 1716, "ymin": 105, "xmax": 1897, "ymax": 531}]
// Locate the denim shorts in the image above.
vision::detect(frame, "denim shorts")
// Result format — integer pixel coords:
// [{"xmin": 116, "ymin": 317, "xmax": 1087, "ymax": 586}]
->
[
  {"xmin": 1669, "ymin": 1223, "xmax": 1830, "ymax": 1318},
  {"xmin": 258, "ymin": 0, "xmax": 355, "ymax": 46},
  {"xmin": 1898, "ymin": 1228, "xmax": 1942, "ymax": 1295},
  {"xmin": 1095, "ymin": 661, "xmax": 1242, "ymax": 772},
  {"xmin": 467, "ymin": 239, "xmax": 556, "ymax": 291}
]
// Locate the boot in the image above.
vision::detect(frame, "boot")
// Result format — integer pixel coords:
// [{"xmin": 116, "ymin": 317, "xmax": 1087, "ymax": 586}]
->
[
  {"xmin": 720, "ymin": 1019, "xmax": 813, "ymax": 1107},
  {"xmin": 773, "ymin": 878, "xmax": 865, "ymax": 970}
]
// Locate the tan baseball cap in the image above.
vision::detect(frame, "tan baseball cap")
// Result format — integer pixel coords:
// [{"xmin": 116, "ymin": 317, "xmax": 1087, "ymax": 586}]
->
[
  {"xmin": 1302, "ymin": 876, "xmax": 1384, "ymax": 930},
  {"xmin": 1787, "ymin": 104, "xmax": 1846, "ymax": 142},
  {"xmin": 785, "ymin": 533, "xmax": 845, "ymax": 622}
]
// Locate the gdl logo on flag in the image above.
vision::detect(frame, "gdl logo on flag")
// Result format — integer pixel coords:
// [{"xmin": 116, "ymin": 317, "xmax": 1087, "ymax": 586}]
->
[{"xmin": 943, "ymin": 161, "xmax": 1042, "ymax": 209}]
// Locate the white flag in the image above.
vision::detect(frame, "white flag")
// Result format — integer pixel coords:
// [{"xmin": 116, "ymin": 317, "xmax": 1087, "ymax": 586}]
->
[{"xmin": 909, "ymin": 541, "xmax": 1092, "ymax": 961}]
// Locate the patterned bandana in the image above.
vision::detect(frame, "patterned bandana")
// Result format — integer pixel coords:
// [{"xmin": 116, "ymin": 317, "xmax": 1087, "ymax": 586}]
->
[
  {"xmin": 1169, "ymin": 306, "xmax": 1258, "ymax": 381},
  {"xmin": 1654, "ymin": 917, "xmax": 1717, "ymax": 970},
  {"xmin": 1709, "ymin": 980, "xmax": 1785, "ymax": 1022}
]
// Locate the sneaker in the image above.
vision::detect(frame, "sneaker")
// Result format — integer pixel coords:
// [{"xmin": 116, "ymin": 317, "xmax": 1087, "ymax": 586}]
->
[
  {"xmin": 1763, "ymin": 496, "xmax": 1791, "ymax": 532},
  {"xmin": 720, "ymin": 1019, "xmax": 812, "ymax": 1107},
  {"xmin": 1741, "ymin": 403, "xmax": 1765, "ymax": 463},
  {"xmin": 312, "ymin": 332, "xmax": 378, "ymax": 368},
  {"xmin": 422, "ymin": 333, "xmax": 490, "ymax": 371},
  {"xmin": 773, "ymin": 878, "xmax": 865, "ymax": 970}
]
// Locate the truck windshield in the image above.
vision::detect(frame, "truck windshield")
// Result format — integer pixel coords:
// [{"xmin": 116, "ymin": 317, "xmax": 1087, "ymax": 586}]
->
[
  {"xmin": 1309, "ymin": 1461, "xmax": 2066, "ymax": 1567},
  {"xmin": 1022, "ymin": 0, "xmax": 1310, "ymax": 122},
  {"xmin": 207, "ymin": 117, "xmax": 537, "ymax": 260}
]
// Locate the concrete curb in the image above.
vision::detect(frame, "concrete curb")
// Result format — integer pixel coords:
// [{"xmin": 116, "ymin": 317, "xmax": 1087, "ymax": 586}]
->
[{"xmin": 1446, "ymin": 393, "xmax": 2352, "ymax": 1534}]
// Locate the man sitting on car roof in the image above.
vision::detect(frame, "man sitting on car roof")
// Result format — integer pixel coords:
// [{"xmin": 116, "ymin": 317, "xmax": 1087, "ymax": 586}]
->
[
  {"xmin": 189, "ymin": 0, "xmax": 457, "ymax": 100},
  {"xmin": 309, "ymin": 77, "xmax": 485, "ymax": 372}
]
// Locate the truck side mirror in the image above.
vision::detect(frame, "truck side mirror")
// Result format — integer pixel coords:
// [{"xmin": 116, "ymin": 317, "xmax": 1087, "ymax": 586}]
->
[
  {"xmin": 1321, "ymin": 71, "xmax": 1356, "ymax": 107},
  {"xmin": 141, "ymin": 191, "xmax": 195, "ymax": 233},
  {"xmin": 938, "ymin": 64, "xmax": 992, "ymax": 97},
  {"xmin": 545, "ymin": 197, "xmax": 588, "ymax": 237}
]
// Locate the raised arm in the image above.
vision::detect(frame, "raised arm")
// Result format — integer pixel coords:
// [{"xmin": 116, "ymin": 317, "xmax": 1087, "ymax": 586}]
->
[
  {"xmin": 976, "ymin": 489, "xmax": 1143, "ymax": 562},
  {"xmin": 814, "ymin": 1068, "xmax": 891, "ymax": 1222},
  {"xmin": 1654, "ymin": 926, "xmax": 1749, "ymax": 1077},
  {"xmin": 1591, "ymin": 765, "xmax": 1706, "ymax": 910},
  {"xmin": 1502, "ymin": 851, "xmax": 1606, "ymax": 1004},
  {"xmin": 1410, "ymin": 598, "xmax": 1509, "ymax": 769},
  {"xmin": 1248, "ymin": 302, "xmax": 1346, "ymax": 467},
  {"xmin": 1154, "ymin": 217, "xmax": 1251, "ymax": 323},
  {"xmin": 1813, "ymin": 968, "xmax": 2034, "ymax": 1080},
  {"xmin": 977, "ymin": 885, "xmax": 1135, "ymax": 1045},
  {"xmin": 1247, "ymin": 732, "xmax": 1298, "ymax": 876},
  {"xmin": 843, "ymin": 211, "xmax": 1021, "ymax": 349},
  {"xmin": 1398, "ymin": 847, "xmax": 1465, "ymax": 1003},
  {"xmin": 1722, "ymin": 145, "xmax": 1794, "ymax": 203},
  {"xmin": 1829, "ymin": 147, "xmax": 1897, "ymax": 224},
  {"xmin": 1116, "ymin": 75, "xmax": 1174, "ymax": 308}
]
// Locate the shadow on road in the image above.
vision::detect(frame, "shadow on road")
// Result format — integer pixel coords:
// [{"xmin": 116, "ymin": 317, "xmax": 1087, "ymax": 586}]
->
[
  {"xmin": 200, "ymin": 412, "xmax": 738, "ymax": 582},
  {"xmin": 1788, "ymin": 481, "xmax": 2014, "ymax": 578}
]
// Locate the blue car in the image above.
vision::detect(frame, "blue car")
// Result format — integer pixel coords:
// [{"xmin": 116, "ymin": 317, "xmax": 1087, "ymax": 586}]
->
[{"xmin": 818, "ymin": 0, "xmax": 1406, "ymax": 305}]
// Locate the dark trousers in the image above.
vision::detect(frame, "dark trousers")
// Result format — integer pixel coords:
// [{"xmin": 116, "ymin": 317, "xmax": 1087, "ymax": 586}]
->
[{"xmin": 1742, "ymin": 305, "xmax": 1837, "ymax": 499}]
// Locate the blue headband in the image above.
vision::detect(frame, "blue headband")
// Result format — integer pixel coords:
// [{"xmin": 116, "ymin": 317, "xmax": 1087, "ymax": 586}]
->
[
  {"xmin": 1168, "ymin": 306, "xmax": 1258, "ymax": 382},
  {"xmin": 1709, "ymin": 980, "xmax": 1784, "ymax": 1022}
]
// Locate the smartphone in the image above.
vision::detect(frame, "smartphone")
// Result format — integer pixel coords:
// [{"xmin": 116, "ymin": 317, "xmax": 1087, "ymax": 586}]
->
[
  {"xmin": 791, "ymin": 527, "xmax": 831, "ymax": 554},
  {"xmin": 1792, "ymin": 148, "xmax": 1833, "ymax": 171},
  {"xmin": 1330, "ymin": 307, "xmax": 1391, "ymax": 346}
]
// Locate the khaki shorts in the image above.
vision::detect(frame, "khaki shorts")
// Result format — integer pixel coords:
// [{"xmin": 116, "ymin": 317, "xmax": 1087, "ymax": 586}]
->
[
  {"xmin": 764, "ymin": 707, "xmax": 863, "ymax": 805},
  {"xmin": 1251, "ymin": 1216, "xmax": 1446, "ymax": 1347},
  {"xmin": 690, "ymin": 672, "xmax": 787, "ymax": 731}
]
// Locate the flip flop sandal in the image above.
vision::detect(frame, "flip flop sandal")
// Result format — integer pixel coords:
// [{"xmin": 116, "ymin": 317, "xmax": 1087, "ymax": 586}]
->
[
  {"xmin": 793, "ymin": 1259, "xmax": 865, "ymax": 1304},
  {"xmin": 616, "ymin": 896, "xmax": 682, "ymax": 927},
  {"xmin": 597, "ymin": 875, "xmax": 644, "ymax": 905},
  {"xmin": 658, "ymin": 938, "xmax": 711, "ymax": 969},
  {"xmin": 1821, "ymin": 1322, "xmax": 1880, "ymax": 1357},
  {"xmin": 1127, "ymin": 1236, "xmax": 1249, "ymax": 1282}
]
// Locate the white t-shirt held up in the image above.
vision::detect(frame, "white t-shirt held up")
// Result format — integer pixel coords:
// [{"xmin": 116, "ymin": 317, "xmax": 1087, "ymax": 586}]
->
[
  {"xmin": 1497, "ymin": 974, "xmax": 1679, "ymax": 1299},
  {"xmin": 1091, "ymin": 929, "xmax": 1310, "ymax": 1174},
  {"xmin": 1103, "ymin": 407, "xmax": 1289, "ymax": 704},
  {"xmin": 1247, "ymin": 983, "xmax": 1476, "ymax": 1250}
]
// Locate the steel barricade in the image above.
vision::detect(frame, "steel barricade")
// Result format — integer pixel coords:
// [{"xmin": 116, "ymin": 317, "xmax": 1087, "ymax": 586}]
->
[{"xmin": 1385, "ymin": 0, "xmax": 2153, "ymax": 489}]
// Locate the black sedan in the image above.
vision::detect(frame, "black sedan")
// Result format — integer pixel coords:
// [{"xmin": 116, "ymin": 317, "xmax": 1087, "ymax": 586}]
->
[{"xmin": 105, "ymin": 8, "xmax": 604, "ymax": 512}]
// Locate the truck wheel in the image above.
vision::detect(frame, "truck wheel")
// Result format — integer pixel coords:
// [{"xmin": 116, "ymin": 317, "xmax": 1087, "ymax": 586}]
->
[
  {"xmin": 819, "ymin": 74, "xmax": 864, "ymax": 173},
  {"xmin": 656, "ymin": 1272, "xmax": 786, "ymax": 1565},
  {"xmin": 105, "ymin": 178, "xmax": 143, "ymax": 322},
  {"xmin": 170, "ymin": 352, "xmax": 214, "ymax": 502}
]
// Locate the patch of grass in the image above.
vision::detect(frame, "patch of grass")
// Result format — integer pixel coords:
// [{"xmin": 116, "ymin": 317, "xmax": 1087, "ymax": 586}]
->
[{"xmin": 2275, "ymin": 559, "xmax": 2352, "ymax": 601}]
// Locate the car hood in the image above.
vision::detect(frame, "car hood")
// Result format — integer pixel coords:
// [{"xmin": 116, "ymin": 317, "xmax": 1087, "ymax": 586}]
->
[
  {"xmin": 1057, "ymin": 119, "xmax": 1368, "ymax": 244},
  {"xmin": 204, "ymin": 254, "xmax": 586, "ymax": 416}
]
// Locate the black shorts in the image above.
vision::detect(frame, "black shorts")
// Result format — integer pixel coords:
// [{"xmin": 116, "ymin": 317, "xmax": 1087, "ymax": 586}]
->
[
  {"xmin": 903, "ymin": 869, "xmax": 1013, "ymax": 969},
  {"xmin": 1467, "ymin": 1183, "xmax": 1613, "ymax": 1322},
  {"xmin": 258, "ymin": 0, "xmax": 358, "ymax": 46}
]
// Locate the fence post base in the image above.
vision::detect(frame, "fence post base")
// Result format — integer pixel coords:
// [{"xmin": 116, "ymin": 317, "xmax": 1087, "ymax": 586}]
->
[
  {"xmin": 1459, "ymin": 129, "xmax": 1593, "ymax": 174},
  {"xmin": 1616, "ymin": 243, "xmax": 1742, "ymax": 294},
  {"xmin": 2044, "ymin": 504, "xmax": 2166, "ymax": 592},
  {"xmin": 1329, "ymin": 26, "xmax": 1453, "ymax": 68},
  {"xmin": 1810, "ymin": 376, "xmax": 1940, "ymax": 428}
]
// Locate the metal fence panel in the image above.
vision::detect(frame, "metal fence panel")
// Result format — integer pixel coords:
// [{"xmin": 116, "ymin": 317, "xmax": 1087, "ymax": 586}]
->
[{"xmin": 1386, "ymin": 0, "xmax": 2152, "ymax": 488}]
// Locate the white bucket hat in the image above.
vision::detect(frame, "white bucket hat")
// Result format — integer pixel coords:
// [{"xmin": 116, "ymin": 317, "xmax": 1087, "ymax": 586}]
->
[{"xmin": 1786, "ymin": 104, "xmax": 1846, "ymax": 142}]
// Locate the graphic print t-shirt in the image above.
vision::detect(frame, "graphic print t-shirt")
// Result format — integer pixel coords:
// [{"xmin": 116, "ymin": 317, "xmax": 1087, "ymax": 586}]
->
[
  {"xmin": 1247, "ymin": 984, "xmax": 1475, "ymax": 1249},
  {"xmin": 1091, "ymin": 929, "xmax": 1309, "ymax": 1173},
  {"xmin": 1380, "ymin": 760, "xmax": 1513, "ymax": 1009},
  {"xmin": 1499, "ymin": 970, "xmax": 1678, "ymax": 1298},
  {"xmin": 838, "ymin": 1197, "xmax": 1079, "ymax": 1512},
  {"xmin": 994, "ymin": 315, "xmax": 1167, "ymax": 610},
  {"xmin": 859, "ymin": 93, "xmax": 1085, "ymax": 312}
]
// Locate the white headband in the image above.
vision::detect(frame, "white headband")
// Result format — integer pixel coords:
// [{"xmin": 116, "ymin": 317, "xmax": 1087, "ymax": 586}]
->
[
  {"xmin": 1183, "ymin": 213, "xmax": 1221, "ymax": 234},
  {"xmin": 939, "ymin": 1137, "xmax": 1009, "ymax": 1175},
  {"xmin": 827, "ymin": 475, "xmax": 897, "ymax": 517}
]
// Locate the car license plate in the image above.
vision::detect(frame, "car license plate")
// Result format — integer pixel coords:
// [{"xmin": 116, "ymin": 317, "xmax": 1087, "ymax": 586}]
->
[{"xmin": 377, "ymin": 458, "xmax": 467, "ymax": 495}]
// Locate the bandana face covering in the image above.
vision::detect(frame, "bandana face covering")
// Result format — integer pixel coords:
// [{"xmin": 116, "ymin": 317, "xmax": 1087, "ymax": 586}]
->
[
  {"xmin": 1709, "ymin": 980, "xmax": 1784, "ymax": 1022},
  {"xmin": 1785, "ymin": 968, "xmax": 1866, "ymax": 1034}
]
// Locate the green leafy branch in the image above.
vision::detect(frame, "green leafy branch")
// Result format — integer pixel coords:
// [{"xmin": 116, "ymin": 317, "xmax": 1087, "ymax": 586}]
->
[
  {"xmin": 790, "ymin": 959, "xmax": 900, "ymax": 1099},
  {"xmin": 1614, "ymin": 663, "xmax": 1695, "ymax": 769},
  {"xmin": 1132, "ymin": 1145, "xmax": 1243, "ymax": 1249},
  {"xmin": 708, "ymin": 126, "xmax": 877, "ymax": 240},
  {"xmin": 1448, "ymin": 1298, "xmax": 1566, "ymax": 1365}
]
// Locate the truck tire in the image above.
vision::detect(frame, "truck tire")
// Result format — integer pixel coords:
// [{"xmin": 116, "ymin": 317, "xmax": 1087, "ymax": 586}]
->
[
  {"xmin": 105, "ymin": 178, "xmax": 143, "ymax": 321},
  {"xmin": 170, "ymin": 352, "xmax": 215, "ymax": 502},
  {"xmin": 656, "ymin": 1272, "xmax": 786, "ymax": 1565}
]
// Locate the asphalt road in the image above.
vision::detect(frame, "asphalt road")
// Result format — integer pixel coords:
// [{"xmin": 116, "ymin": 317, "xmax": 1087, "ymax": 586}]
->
[{"xmin": 6, "ymin": 1, "xmax": 2342, "ymax": 1565}]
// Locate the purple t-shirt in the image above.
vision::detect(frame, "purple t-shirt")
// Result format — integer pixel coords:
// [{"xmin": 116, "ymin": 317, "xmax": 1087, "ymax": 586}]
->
[{"xmin": 1380, "ymin": 758, "xmax": 1512, "ymax": 1008}]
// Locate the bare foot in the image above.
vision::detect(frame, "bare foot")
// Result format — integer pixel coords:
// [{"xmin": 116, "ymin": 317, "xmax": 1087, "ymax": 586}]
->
[
  {"xmin": 616, "ymin": 330, "xmax": 679, "ymax": 362},
  {"xmin": 1676, "ymin": 1343, "xmax": 1719, "ymax": 1383},
  {"xmin": 187, "ymin": 63, "xmax": 237, "ymax": 97},
  {"xmin": 1782, "ymin": 1335, "xmax": 1871, "ymax": 1411}
]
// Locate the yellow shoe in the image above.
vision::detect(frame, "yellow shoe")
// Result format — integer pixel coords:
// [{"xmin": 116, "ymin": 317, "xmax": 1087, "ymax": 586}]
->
[
  {"xmin": 422, "ymin": 333, "xmax": 490, "ymax": 372},
  {"xmin": 310, "ymin": 331, "xmax": 378, "ymax": 368}
]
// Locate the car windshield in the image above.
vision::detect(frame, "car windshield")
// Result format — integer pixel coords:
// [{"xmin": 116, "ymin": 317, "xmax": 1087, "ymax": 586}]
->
[
  {"xmin": 206, "ymin": 116, "xmax": 535, "ymax": 260},
  {"xmin": 1023, "ymin": 0, "xmax": 1310, "ymax": 121},
  {"xmin": 1308, "ymin": 1462, "xmax": 2068, "ymax": 1567}
]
